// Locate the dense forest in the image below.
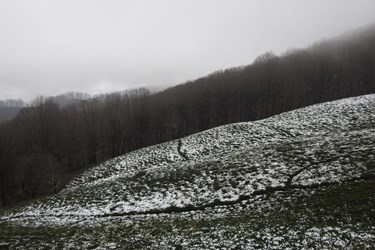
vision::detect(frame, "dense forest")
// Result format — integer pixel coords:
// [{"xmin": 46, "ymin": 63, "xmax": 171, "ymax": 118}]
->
[{"xmin": 0, "ymin": 25, "xmax": 375, "ymax": 207}]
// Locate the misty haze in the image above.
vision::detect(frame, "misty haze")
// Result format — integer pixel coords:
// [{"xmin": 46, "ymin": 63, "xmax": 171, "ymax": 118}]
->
[{"xmin": 1, "ymin": 1, "xmax": 375, "ymax": 249}]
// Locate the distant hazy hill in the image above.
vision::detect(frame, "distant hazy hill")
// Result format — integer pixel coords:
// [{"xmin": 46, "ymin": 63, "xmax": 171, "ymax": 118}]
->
[
  {"xmin": 49, "ymin": 92, "xmax": 91, "ymax": 108},
  {"xmin": 1, "ymin": 94, "xmax": 374, "ymax": 249},
  {"xmin": 0, "ymin": 99, "xmax": 25, "ymax": 123},
  {"xmin": 0, "ymin": 93, "xmax": 91, "ymax": 123},
  {"xmin": 0, "ymin": 107, "xmax": 21, "ymax": 123}
]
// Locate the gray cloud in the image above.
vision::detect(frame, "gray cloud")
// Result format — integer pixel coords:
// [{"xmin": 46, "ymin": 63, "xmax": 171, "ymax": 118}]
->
[{"xmin": 1, "ymin": 0, "xmax": 375, "ymax": 101}]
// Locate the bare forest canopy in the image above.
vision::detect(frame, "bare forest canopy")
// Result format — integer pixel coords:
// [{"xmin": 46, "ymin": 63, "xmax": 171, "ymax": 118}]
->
[{"xmin": 1, "ymin": 25, "xmax": 375, "ymax": 207}]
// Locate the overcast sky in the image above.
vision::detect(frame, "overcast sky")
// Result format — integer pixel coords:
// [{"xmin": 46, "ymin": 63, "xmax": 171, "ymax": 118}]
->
[{"xmin": 1, "ymin": 0, "xmax": 375, "ymax": 101}]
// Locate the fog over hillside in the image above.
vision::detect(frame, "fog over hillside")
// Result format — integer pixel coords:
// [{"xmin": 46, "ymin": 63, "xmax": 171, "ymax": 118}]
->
[{"xmin": 1, "ymin": 0, "xmax": 375, "ymax": 100}]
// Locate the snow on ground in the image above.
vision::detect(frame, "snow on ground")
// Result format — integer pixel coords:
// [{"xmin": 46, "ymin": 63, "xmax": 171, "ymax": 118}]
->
[{"xmin": 1, "ymin": 94, "xmax": 375, "ymax": 248}]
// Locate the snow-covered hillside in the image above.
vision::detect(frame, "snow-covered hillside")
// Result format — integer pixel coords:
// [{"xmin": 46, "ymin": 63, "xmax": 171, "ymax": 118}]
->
[{"xmin": 1, "ymin": 94, "xmax": 375, "ymax": 249}]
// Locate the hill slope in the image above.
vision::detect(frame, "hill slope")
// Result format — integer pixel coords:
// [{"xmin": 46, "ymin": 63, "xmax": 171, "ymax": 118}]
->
[{"xmin": 1, "ymin": 94, "xmax": 375, "ymax": 249}]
